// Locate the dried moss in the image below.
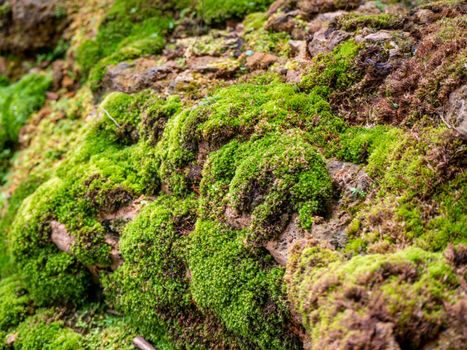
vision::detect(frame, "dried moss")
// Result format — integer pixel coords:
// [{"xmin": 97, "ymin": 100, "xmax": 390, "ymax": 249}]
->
[{"xmin": 336, "ymin": 13, "xmax": 405, "ymax": 31}]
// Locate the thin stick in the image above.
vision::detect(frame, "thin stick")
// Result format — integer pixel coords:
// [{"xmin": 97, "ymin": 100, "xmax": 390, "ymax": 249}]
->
[
  {"xmin": 133, "ymin": 336, "xmax": 156, "ymax": 350},
  {"xmin": 100, "ymin": 105, "xmax": 121, "ymax": 128}
]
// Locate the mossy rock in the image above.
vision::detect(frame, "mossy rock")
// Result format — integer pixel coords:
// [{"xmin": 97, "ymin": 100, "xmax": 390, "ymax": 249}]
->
[
  {"xmin": 155, "ymin": 74, "xmax": 344, "ymax": 195},
  {"xmin": 188, "ymin": 219, "xmax": 301, "ymax": 349},
  {"xmin": 198, "ymin": 0, "xmax": 274, "ymax": 24},
  {"xmin": 286, "ymin": 245, "xmax": 465, "ymax": 349},
  {"xmin": 14, "ymin": 312, "xmax": 83, "ymax": 350},
  {"xmin": 0, "ymin": 73, "xmax": 51, "ymax": 183},
  {"xmin": 200, "ymin": 131, "xmax": 333, "ymax": 242},
  {"xmin": 336, "ymin": 13, "xmax": 405, "ymax": 31}
]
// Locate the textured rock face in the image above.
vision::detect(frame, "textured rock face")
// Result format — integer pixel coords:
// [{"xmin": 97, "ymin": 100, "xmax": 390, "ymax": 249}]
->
[
  {"xmin": 444, "ymin": 84, "xmax": 467, "ymax": 138},
  {"xmin": 0, "ymin": 0, "xmax": 69, "ymax": 54}
]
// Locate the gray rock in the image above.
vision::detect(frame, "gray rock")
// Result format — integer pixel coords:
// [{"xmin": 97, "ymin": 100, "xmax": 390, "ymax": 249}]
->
[
  {"xmin": 308, "ymin": 28, "xmax": 351, "ymax": 57},
  {"xmin": 0, "ymin": 0, "xmax": 68, "ymax": 54},
  {"xmin": 444, "ymin": 84, "xmax": 467, "ymax": 138}
]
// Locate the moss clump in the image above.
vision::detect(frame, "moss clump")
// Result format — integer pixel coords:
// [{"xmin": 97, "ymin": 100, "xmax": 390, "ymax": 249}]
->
[
  {"xmin": 188, "ymin": 220, "xmax": 300, "ymax": 349},
  {"xmin": 76, "ymin": 0, "xmax": 177, "ymax": 89},
  {"xmin": 156, "ymin": 74, "xmax": 344, "ymax": 195},
  {"xmin": 14, "ymin": 312, "xmax": 83, "ymax": 350},
  {"xmin": 0, "ymin": 276, "xmax": 32, "ymax": 343},
  {"xmin": 336, "ymin": 13, "xmax": 405, "ymax": 31},
  {"xmin": 341, "ymin": 126, "xmax": 466, "ymax": 252},
  {"xmin": 286, "ymin": 245, "xmax": 464, "ymax": 349},
  {"xmin": 300, "ymin": 40, "xmax": 361, "ymax": 95},
  {"xmin": 105, "ymin": 196, "xmax": 191, "ymax": 344},
  {"xmin": 8, "ymin": 91, "xmax": 170, "ymax": 305},
  {"xmin": 198, "ymin": 0, "xmax": 274, "ymax": 24},
  {"xmin": 200, "ymin": 131, "xmax": 332, "ymax": 243},
  {"xmin": 0, "ymin": 73, "xmax": 51, "ymax": 183},
  {"xmin": 243, "ymin": 13, "xmax": 291, "ymax": 55},
  {"xmin": 330, "ymin": 125, "xmax": 396, "ymax": 164}
]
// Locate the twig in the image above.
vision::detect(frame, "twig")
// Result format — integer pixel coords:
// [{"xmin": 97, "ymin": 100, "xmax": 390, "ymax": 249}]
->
[
  {"xmin": 133, "ymin": 336, "xmax": 156, "ymax": 350},
  {"xmin": 100, "ymin": 105, "xmax": 121, "ymax": 128}
]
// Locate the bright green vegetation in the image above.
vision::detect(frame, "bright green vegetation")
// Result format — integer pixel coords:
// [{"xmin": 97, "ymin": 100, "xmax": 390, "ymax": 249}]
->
[
  {"xmin": 188, "ymin": 220, "xmax": 300, "ymax": 349},
  {"xmin": 198, "ymin": 0, "xmax": 274, "ymax": 24},
  {"xmin": 14, "ymin": 313, "xmax": 83, "ymax": 350},
  {"xmin": 336, "ymin": 13, "xmax": 405, "ymax": 31},
  {"xmin": 243, "ymin": 12, "xmax": 291, "ymax": 55},
  {"xmin": 76, "ymin": 0, "xmax": 177, "ymax": 90},
  {"xmin": 0, "ymin": 276, "xmax": 32, "ymax": 345},
  {"xmin": 287, "ymin": 245, "xmax": 463, "ymax": 349},
  {"xmin": 1, "ymin": 0, "xmax": 466, "ymax": 348},
  {"xmin": 8, "ymin": 90, "xmax": 175, "ymax": 305},
  {"xmin": 0, "ymin": 73, "xmax": 51, "ymax": 183},
  {"xmin": 200, "ymin": 132, "xmax": 332, "ymax": 239},
  {"xmin": 300, "ymin": 40, "xmax": 361, "ymax": 95},
  {"xmin": 104, "ymin": 195, "xmax": 205, "ymax": 348}
]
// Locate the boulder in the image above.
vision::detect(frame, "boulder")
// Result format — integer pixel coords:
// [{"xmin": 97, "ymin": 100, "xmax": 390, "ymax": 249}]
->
[{"xmin": 0, "ymin": 0, "xmax": 69, "ymax": 54}]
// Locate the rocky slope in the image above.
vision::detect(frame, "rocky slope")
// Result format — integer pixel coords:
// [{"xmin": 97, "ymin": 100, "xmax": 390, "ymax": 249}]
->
[{"xmin": 0, "ymin": 0, "xmax": 466, "ymax": 349}]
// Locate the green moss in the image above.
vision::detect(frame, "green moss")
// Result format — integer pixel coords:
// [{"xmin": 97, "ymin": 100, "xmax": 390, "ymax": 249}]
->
[
  {"xmin": 105, "ymin": 195, "xmax": 194, "ymax": 345},
  {"xmin": 14, "ymin": 312, "xmax": 83, "ymax": 350},
  {"xmin": 76, "ymin": 0, "xmax": 176, "ymax": 88},
  {"xmin": 156, "ymin": 75, "xmax": 344, "ymax": 195},
  {"xmin": 188, "ymin": 220, "xmax": 300, "ymax": 349},
  {"xmin": 200, "ymin": 131, "xmax": 332, "ymax": 244},
  {"xmin": 0, "ymin": 73, "xmax": 51, "ymax": 183},
  {"xmin": 300, "ymin": 40, "xmax": 361, "ymax": 95},
  {"xmin": 286, "ymin": 245, "xmax": 462, "ymax": 349},
  {"xmin": 8, "ymin": 91, "xmax": 172, "ymax": 305},
  {"xmin": 198, "ymin": 0, "xmax": 274, "ymax": 24},
  {"xmin": 336, "ymin": 13, "xmax": 404, "ymax": 31},
  {"xmin": 0, "ymin": 276, "xmax": 31, "ymax": 339},
  {"xmin": 330, "ymin": 125, "xmax": 395, "ymax": 163},
  {"xmin": 341, "ymin": 127, "xmax": 466, "ymax": 252},
  {"xmin": 243, "ymin": 13, "xmax": 291, "ymax": 55}
]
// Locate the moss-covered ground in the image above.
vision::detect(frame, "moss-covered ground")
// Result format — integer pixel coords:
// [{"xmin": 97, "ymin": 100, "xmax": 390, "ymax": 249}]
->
[{"xmin": 0, "ymin": 0, "xmax": 465, "ymax": 349}]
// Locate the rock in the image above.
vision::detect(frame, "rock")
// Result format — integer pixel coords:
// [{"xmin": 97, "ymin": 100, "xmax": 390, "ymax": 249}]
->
[
  {"xmin": 102, "ymin": 58, "xmax": 181, "ymax": 94},
  {"xmin": 286, "ymin": 69, "xmax": 303, "ymax": 84},
  {"xmin": 50, "ymin": 220, "xmax": 74, "ymax": 253},
  {"xmin": 308, "ymin": 28, "xmax": 351, "ymax": 57},
  {"xmin": 267, "ymin": 0, "xmax": 291, "ymax": 16},
  {"xmin": 169, "ymin": 70, "xmax": 195, "ymax": 91},
  {"xmin": 187, "ymin": 56, "xmax": 239, "ymax": 77},
  {"xmin": 6, "ymin": 333, "xmax": 17, "ymax": 346},
  {"xmin": 309, "ymin": 211, "xmax": 350, "ymax": 249},
  {"xmin": 265, "ymin": 10, "xmax": 301, "ymax": 34},
  {"xmin": 414, "ymin": 8, "xmax": 436, "ymax": 24},
  {"xmin": 298, "ymin": 0, "xmax": 361, "ymax": 18},
  {"xmin": 265, "ymin": 215, "xmax": 307, "ymax": 266},
  {"xmin": 362, "ymin": 31, "xmax": 393, "ymax": 42},
  {"xmin": 289, "ymin": 40, "xmax": 308, "ymax": 61},
  {"xmin": 0, "ymin": 0, "xmax": 69, "ymax": 54},
  {"xmin": 326, "ymin": 160, "xmax": 372, "ymax": 202},
  {"xmin": 443, "ymin": 84, "xmax": 467, "ymax": 138},
  {"xmin": 225, "ymin": 206, "xmax": 252, "ymax": 230},
  {"xmin": 105, "ymin": 234, "xmax": 123, "ymax": 271},
  {"xmin": 133, "ymin": 336, "xmax": 156, "ymax": 350},
  {"xmin": 245, "ymin": 52, "xmax": 278, "ymax": 70}
]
